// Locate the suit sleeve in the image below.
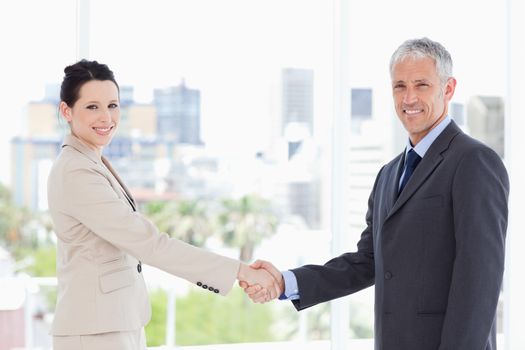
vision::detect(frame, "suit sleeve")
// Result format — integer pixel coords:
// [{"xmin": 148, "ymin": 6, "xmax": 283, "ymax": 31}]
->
[
  {"xmin": 439, "ymin": 147, "xmax": 509, "ymax": 349},
  {"xmin": 289, "ymin": 167, "xmax": 382, "ymax": 311},
  {"xmin": 60, "ymin": 161, "xmax": 240, "ymax": 296}
]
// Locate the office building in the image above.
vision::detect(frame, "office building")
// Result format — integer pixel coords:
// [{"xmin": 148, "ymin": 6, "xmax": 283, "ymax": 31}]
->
[
  {"xmin": 467, "ymin": 96, "xmax": 504, "ymax": 158},
  {"xmin": 154, "ymin": 81, "xmax": 202, "ymax": 145},
  {"xmin": 282, "ymin": 68, "xmax": 314, "ymax": 136}
]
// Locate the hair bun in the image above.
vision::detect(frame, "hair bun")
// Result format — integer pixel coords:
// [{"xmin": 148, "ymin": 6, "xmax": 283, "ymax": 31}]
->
[{"xmin": 60, "ymin": 59, "xmax": 118, "ymax": 106}]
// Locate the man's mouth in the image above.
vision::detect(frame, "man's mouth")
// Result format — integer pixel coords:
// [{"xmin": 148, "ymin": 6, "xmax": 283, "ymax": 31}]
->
[{"xmin": 404, "ymin": 108, "xmax": 424, "ymax": 115}]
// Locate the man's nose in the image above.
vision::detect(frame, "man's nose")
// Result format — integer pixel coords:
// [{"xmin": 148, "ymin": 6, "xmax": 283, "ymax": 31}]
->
[{"xmin": 402, "ymin": 87, "xmax": 418, "ymax": 105}]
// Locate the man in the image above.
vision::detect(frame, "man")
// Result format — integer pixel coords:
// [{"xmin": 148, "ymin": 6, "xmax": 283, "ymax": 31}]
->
[{"xmin": 243, "ymin": 38, "xmax": 509, "ymax": 350}]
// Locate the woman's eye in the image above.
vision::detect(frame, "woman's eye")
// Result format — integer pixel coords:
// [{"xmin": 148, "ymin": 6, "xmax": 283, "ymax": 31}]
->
[
  {"xmin": 109, "ymin": 103, "xmax": 119, "ymax": 109},
  {"xmin": 86, "ymin": 105, "xmax": 98, "ymax": 110}
]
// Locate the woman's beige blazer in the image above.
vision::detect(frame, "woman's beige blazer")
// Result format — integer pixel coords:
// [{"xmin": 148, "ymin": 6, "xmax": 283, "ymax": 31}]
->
[{"xmin": 47, "ymin": 134, "xmax": 239, "ymax": 335}]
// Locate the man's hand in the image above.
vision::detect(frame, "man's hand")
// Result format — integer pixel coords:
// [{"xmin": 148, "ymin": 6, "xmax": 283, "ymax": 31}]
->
[
  {"xmin": 239, "ymin": 260, "xmax": 284, "ymax": 303},
  {"xmin": 237, "ymin": 262, "xmax": 281, "ymax": 303}
]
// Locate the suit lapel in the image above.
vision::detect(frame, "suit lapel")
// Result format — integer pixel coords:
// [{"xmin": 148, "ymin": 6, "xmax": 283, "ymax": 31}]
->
[
  {"xmin": 61, "ymin": 134, "xmax": 137, "ymax": 211},
  {"xmin": 386, "ymin": 121, "xmax": 462, "ymax": 219},
  {"xmin": 102, "ymin": 156, "xmax": 137, "ymax": 212},
  {"xmin": 386, "ymin": 153, "xmax": 405, "ymax": 212}
]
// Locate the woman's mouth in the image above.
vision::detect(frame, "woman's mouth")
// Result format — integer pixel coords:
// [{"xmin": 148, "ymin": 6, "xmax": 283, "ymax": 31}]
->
[{"xmin": 93, "ymin": 126, "xmax": 114, "ymax": 136}]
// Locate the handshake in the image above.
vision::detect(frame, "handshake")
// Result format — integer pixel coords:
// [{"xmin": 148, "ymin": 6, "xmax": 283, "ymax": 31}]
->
[{"xmin": 237, "ymin": 260, "xmax": 284, "ymax": 303}]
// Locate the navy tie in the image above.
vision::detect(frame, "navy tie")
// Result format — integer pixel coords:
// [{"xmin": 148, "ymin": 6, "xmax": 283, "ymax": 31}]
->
[{"xmin": 399, "ymin": 149, "xmax": 422, "ymax": 194}]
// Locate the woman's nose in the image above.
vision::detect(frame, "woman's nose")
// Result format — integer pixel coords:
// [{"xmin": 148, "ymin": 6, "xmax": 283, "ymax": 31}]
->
[{"xmin": 99, "ymin": 108, "xmax": 112, "ymax": 122}]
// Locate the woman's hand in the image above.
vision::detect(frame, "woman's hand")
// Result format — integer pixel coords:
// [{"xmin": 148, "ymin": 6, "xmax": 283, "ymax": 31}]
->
[{"xmin": 237, "ymin": 262, "xmax": 281, "ymax": 303}]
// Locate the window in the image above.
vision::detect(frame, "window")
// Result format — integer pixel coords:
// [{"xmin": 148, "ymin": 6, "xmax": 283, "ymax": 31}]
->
[{"xmin": 1, "ymin": 1, "xmax": 518, "ymax": 349}]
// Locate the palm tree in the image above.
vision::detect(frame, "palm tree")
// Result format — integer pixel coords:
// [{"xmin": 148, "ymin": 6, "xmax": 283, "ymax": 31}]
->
[
  {"xmin": 0, "ymin": 183, "xmax": 34, "ymax": 248},
  {"xmin": 217, "ymin": 194, "xmax": 278, "ymax": 262},
  {"xmin": 143, "ymin": 198, "xmax": 213, "ymax": 247}
]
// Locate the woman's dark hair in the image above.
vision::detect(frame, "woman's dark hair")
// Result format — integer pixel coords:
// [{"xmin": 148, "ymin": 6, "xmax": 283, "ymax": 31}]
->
[{"xmin": 60, "ymin": 59, "xmax": 119, "ymax": 107}]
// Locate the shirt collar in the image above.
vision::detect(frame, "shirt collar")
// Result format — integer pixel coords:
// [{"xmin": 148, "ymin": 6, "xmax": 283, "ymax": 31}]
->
[
  {"xmin": 405, "ymin": 115, "xmax": 451, "ymax": 159},
  {"xmin": 62, "ymin": 133, "xmax": 102, "ymax": 164}
]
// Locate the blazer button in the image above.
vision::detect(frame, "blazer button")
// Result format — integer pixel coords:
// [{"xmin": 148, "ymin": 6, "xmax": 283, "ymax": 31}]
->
[
  {"xmin": 208, "ymin": 286, "xmax": 214, "ymax": 291},
  {"xmin": 214, "ymin": 289, "xmax": 219, "ymax": 294},
  {"xmin": 197, "ymin": 282, "xmax": 202, "ymax": 287},
  {"xmin": 137, "ymin": 263, "xmax": 142, "ymax": 273},
  {"xmin": 384, "ymin": 271, "xmax": 392, "ymax": 280},
  {"xmin": 202, "ymin": 284, "xmax": 208, "ymax": 289}
]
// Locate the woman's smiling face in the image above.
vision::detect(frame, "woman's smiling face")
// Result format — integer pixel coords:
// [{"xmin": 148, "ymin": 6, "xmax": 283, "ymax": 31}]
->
[{"xmin": 60, "ymin": 79, "xmax": 120, "ymax": 154}]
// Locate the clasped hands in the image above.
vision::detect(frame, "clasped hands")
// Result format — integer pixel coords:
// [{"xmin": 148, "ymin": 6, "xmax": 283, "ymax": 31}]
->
[{"xmin": 237, "ymin": 260, "xmax": 284, "ymax": 303}]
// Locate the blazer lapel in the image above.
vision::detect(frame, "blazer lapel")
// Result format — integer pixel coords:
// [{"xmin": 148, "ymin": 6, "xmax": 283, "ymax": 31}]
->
[
  {"xmin": 62, "ymin": 134, "xmax": 100, "ymax": 164},
  {"xmin": 61, "ymin": 134, "xmax": 137, "ymax": 211},
  {"xmin": 386, "ymin": 153, "xmax": 405, "ymax": 212},
  {"xmin": 102, "ymin": 156, "xmax": 137, "ymax": 212},
  {"xmin": 387, "ymin": 121, "xmax": 462, "ymax": 219}
]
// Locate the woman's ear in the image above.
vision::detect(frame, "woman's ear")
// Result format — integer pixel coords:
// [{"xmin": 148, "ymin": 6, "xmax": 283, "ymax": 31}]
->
[{"xmin": 59, "ymin": 101, "xmax": 72, "ymax": 122}]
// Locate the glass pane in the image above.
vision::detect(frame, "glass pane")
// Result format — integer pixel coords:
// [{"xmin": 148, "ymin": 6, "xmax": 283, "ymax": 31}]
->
[
  {"xmin": 345, "ymin": 0, "xmax": 506, "ymax": 346},
  {"xmin": 88, "ymin": 0, "xmax": 333, "ymax": 347},
  {"xmin": 1, "ymin": 1, "xmax": 77, "ymax": 349}
]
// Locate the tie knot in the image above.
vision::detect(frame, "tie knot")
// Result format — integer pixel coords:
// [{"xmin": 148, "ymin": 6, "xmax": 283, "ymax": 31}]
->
[{"xmin": 406, "ymin": 149, "xmax": 422, "ymax": 170}]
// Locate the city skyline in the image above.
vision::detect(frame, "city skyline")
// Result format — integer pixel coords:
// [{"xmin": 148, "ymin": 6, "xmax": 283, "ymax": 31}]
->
[
  {"xmin": 0, "ymin": 0, "xmax": 507, "ymax": 187},
  {"xmin": 9, "ymin": 70, "xmax": 330, "ymax": 234}
]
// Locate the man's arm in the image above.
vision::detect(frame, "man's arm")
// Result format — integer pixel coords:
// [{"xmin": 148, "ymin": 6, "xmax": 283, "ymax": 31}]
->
[
  {"xmin": 279, "ymin": 270, "xmax": 300, "ymax": 300},
  {"xmin": 285, "ymin": 167, "xmax": 383, "ymax": 310},
  {"xmin": 288, "ymin": 250, "xmax": 375, "ymax": 311},
  {"xmin": 439, "ymin": 147, "xmax": 509, "ymax": 349}
]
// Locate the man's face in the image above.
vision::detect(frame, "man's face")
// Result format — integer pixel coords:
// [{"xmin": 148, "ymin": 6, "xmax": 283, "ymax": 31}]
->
[{"xmin": 391, "ymin": 56, "xmax": 456, "ymax": 145}]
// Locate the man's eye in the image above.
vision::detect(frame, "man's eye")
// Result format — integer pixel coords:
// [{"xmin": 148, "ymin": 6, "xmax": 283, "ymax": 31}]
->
[{"xmin": 86, "ymin": 105, "xmax": 98, "ymax": 110}]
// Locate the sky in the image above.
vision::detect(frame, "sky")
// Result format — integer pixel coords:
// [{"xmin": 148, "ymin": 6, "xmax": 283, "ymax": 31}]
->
[{"xmin": 0, "ymin": 0, "xmax": 507, "ymax": 186}]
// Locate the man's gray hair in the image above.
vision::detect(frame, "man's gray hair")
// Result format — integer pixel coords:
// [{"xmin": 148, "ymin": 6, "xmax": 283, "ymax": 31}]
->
[{"xmin": 390, "ymin": 37, "xmax": 453, "ymax": 85}]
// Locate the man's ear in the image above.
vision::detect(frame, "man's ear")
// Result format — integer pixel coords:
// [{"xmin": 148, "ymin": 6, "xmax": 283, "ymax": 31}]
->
[
  {"xmin": 444, "ymin": 77, "xmax": 457, "ymax": 102},
  {"xmin": 59, "ymin": 101, "xmax": 72, "ymax": 122}
]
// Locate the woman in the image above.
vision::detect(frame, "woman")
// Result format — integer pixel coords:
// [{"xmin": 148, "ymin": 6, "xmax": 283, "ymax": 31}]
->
[{"xmin": 48, "ymin": 60, "xmax": 278, "ymax": 349}]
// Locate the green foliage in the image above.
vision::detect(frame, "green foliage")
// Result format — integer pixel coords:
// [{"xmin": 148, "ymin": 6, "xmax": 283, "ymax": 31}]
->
[
  {"xmin": 15, "ymin": 245, "xmax": 56, "ymax": 277},
  {"xmin": 218, "ymin": 194, "xmax": 278, "ymax": 262},
  {"xmin": 143, "ymin": 195, "xmax": 279, "ymax": 262},
  {"xmin": 307, "ymin": 302, "xmax": 330, "ymax": 339},
  {"xmin": 0, "ymin": 183, "xmax": 35, "ymax": 249},
  {"xmin": 274, "ymin": 298, "xmax": 373, "ymax": 340},
  {"xmin": 176, "ymin": 287, "xmax": 275, "ymax": 345},
  {"xmin": 43, "ymin": 286, "xmax": 58, "ymax": 314},
  {"xmin": 145, "ymin": 287, "xmax": 277, "ymax": 347},
  {"xmin": 143, "ymin": 199, "xmax": 213, "ymax": 247},
  {"xmin": 274, "ymin": 300, "xmax": 330, "ymax": 340},
  {"xmin": 145, "ymin": 289, "xmax": 168, "ymax": 346},
  {"xmin": 349, "ymin": 301, "xmax": 374, "ymax": 338},
  {"xmin": 14, "ymin": 245, "xmax": 58, "ymax": 312}
]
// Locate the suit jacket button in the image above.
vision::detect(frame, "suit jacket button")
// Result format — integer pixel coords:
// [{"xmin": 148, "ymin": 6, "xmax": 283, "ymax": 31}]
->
[
  {"xmin": 137, "ymin": 263, "xmax": 142, "ymax": 273},
  {"xmin": 197, "ymin": 282, "xmax": 202, "ymax": 287},
  {"xmin": 384, "ymin": 271, "xmax": 392, "ymax": 280},
  {"xmin": 202, "ymin": 284, "xmax": 208, "ymax": 289},
  {"xmin": 214, "ymin": 289, "xmax": 219, "ymax": 294},
  {"xmin": 208, "ymin": 286, "xmax": 214, "ymax": 291}
]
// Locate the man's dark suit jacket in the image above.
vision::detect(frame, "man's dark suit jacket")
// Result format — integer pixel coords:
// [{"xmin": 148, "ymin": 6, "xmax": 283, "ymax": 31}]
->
[{"xmin": 290, "ymin": 121, "xmax": 509, "ymax": 350}]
